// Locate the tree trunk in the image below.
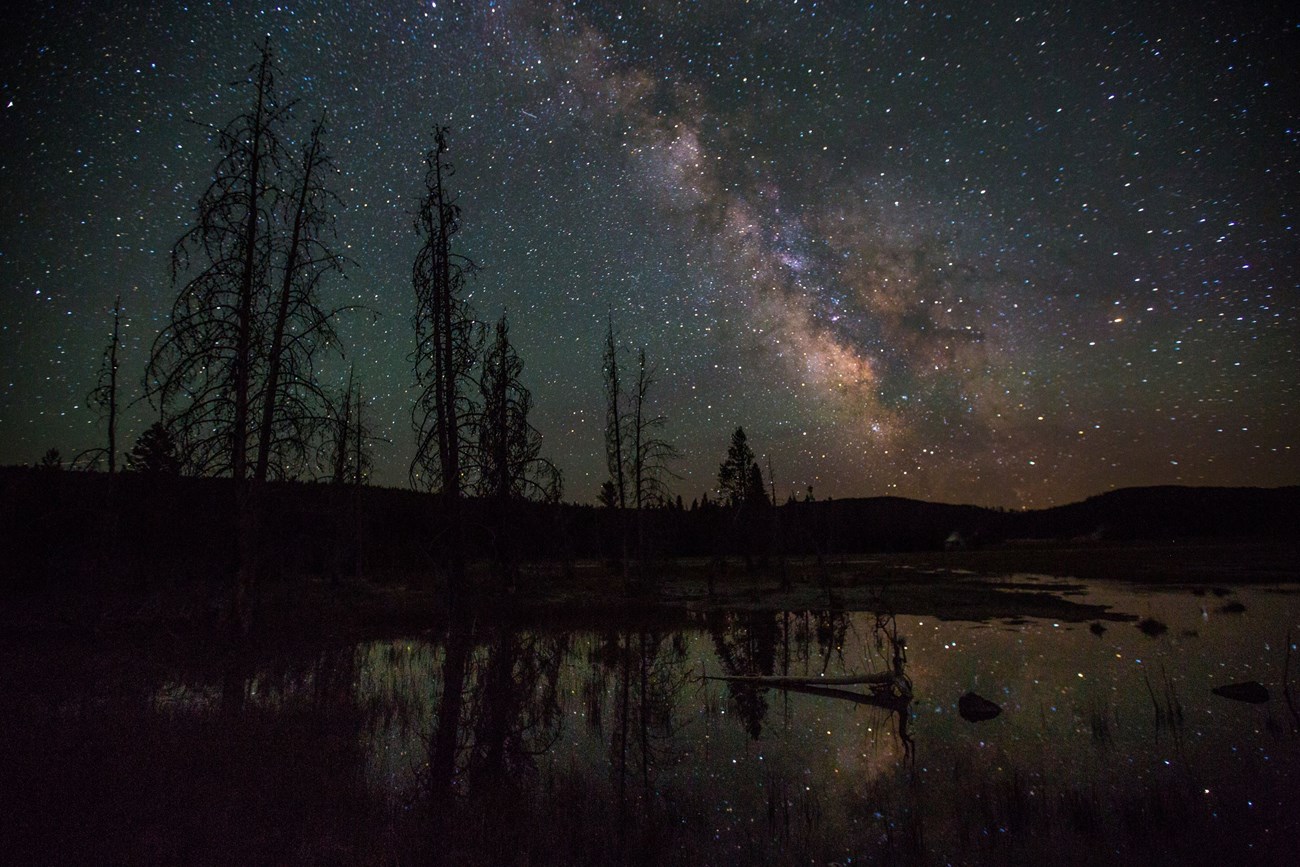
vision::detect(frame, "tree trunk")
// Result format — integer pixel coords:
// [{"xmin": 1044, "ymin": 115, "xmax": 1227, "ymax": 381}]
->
[
  {"xmin": 255, "ymin": 120, "xmax": 320, "ymax": 483},
  {"xmin": 107, "ymin": 296, "xmax": 120, "ymax": 473},
  {"xmin": 231, "ymin": 48, "xmax": 270, "ymax": 635}
]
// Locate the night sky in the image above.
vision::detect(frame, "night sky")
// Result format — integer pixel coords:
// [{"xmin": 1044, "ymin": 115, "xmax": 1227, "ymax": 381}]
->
[{"xmin": 2, "ymin": 0, "xmax": 1295, "ymax": 508}]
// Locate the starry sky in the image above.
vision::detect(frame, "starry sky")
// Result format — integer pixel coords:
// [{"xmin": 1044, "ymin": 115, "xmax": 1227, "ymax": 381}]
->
[{"xmin": 1, "ymin": 0, "xmax": 1296, "ymax": 508}]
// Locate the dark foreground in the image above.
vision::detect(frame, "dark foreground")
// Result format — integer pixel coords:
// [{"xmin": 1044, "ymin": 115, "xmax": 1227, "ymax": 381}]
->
[{"xmin": 3, "ymin": 544, "xmax": 1299, "ymax": 865}]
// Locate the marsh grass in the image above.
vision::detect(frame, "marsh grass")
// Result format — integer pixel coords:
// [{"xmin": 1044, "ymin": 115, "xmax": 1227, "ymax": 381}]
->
[
  {"xmin": 1088, "ymin": 696, "xmax": 1116, "ymax": 745},
  {"xmin": 1143, "ymin": 666, "xmax": 1184, "ymax": 734}
]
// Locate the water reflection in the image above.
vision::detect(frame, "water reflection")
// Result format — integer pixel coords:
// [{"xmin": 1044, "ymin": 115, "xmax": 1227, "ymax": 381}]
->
[
  {"xmin": 6, "ymin": 582, "xmax": 1300, "ymax": 864},
  {"xmin": 707, "ymin": 610, "xmax": 915, "ymax": 758}
]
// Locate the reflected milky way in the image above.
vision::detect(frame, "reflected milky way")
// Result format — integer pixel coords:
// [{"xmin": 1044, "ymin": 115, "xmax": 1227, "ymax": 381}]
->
[{"xmin": 1, "ymin": 1, "xmax": 1295, "ymax": 505}]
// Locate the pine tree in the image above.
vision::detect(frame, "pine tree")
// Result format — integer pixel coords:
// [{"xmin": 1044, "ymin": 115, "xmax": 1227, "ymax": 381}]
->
[
  {"xmin": 126, "ymin": 422, "xmax": 182, "ymax": 474},
  {"xmin": 718, "ymin": 427, "xmax": 758, "ymax": 507}
]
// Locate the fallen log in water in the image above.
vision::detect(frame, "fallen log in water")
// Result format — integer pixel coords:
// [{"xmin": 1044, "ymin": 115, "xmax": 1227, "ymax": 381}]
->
[
  {"xmin": 704, "ymin": 670, "xmax": 911, "ymax": 710},
  {"xmin": 704, "ymin": 672, "xmax": 897, "ymax": 688},
  {"xmin": 1211, "ymin": 681, "xmax": 1270, "ymax": 704}
]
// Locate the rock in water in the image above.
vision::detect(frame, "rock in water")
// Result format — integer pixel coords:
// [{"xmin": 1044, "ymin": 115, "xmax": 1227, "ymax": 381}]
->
[
  {"xmin": 959, "ymin": 692, "xmax": 1002, "ymax": 722},
  {"xmin": 1137, "ymin": 618, "xmax": 1168, "ymax": 637},
  {"xmin": 1211, "ymin": 681, "xmax": 1269, "ymax": 704}
]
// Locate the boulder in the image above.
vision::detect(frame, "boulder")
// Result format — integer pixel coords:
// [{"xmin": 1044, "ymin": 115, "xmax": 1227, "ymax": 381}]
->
[{"xmin": 958, "ymin": 691, "xmax": 1002, "ymax": 722}]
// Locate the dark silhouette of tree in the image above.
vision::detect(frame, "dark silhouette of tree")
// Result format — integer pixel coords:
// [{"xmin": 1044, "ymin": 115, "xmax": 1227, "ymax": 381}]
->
[
  {"xmin": 328, "ymin": 365, "xmax": 376, "ymax": 487},
  {"xmin": 598, "ymin": 480, "xmax": 620, "ymax": 509},
  {"xmin": 717, "ymin": 427, "xmax": 770, "ymax": 569},
  {"xmin": 628, "ymin": 349, "xmax": 679, "ymax": 511},
  {"xmin": 37, "ymin": 448, "xmax": 63, "ymax": 471},
  {"xmin": 601, "ymin": 315, "xmax": 631, "ymax": 577},
  {"xmin": 718, "ymin": 427, "xmax": 757, "ymax": 507},
  {"xmin": 145, "ymin": 41, "xmax": 287, "ymax": 479},
  {"xmin": 146, "ymin": 45, "xmax": 343, "ymax": 481},
  {"xmin": 329, "ymin": 371, "xmax": 356, "ymax": 486},
  {"xmin": 145, "ymin": 41, "xmax": 346, "ymax": 632},
  {"xmin": 410, "ymin": 125, "xmax": 480, "ymax": 607},
  {"xmin": 603, "ymin": 318, "xmax": 677, "ymax": 580},
  {"xmin": 78, "ymin": 295, "xmax": 122, "ymax": 472},
  {"xmin": 746, "ymin": 460, "xmax": 768, "ymax": 506},
  {"xmin": 252, "ymin": 113, "xmax": 347, "ymax": 482},
  {"xmin": 602, "ymin": 314, "xmax": 629, "ymax": 511},
  {"xmin": 126, "ymin": 421, "xmax": 182, "ymax": 474},
  {"xmin": 474, "ymin": 313, "xmax": 560, "ymax": 503},
  {"xmin": 473, "ymin": 313, "xmax": 561, "ymax": 587}
]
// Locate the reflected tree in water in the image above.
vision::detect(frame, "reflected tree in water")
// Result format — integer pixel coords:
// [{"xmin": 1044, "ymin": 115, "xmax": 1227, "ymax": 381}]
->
[
  {"xmin": 424, "ymin": 623, "xmax": 567, "ymax": 850},
  {"xmin": 708, "ymin": 610, "xmax": 781, "ymax": 738},
  {"xmin": 427, "ymin": 621, "xmax": 472, "ymax": 822},
  {"xmin": 582, "ymin": 626, "xmax": 693, "ymax": 850},
  {"xmin": 465, "ymin": 626, "xmax": 566, "ymax": 791}
]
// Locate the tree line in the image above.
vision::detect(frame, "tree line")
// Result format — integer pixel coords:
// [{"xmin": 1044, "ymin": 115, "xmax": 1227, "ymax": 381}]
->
[{"xmin": 42, "ymin": 42, "xmax": 793, "ymax": 617}]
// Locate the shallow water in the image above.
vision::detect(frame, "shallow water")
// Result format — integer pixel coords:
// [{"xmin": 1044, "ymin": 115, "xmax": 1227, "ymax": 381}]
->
[{"xmin": 7, "ymin": 578, "xmax": 1300, "ymax": 864}]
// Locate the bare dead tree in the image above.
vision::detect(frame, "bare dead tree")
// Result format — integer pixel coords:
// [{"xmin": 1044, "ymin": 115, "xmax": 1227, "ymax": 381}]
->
[
  {"xmin": 603, "ymin": 313, "xmax": 629, "ymax": 511},
  {"xmin": 605, "ymin": 319, "xmax": 677, "ymax": 580},
  {"xmin": 475, "ymin": 314, "xmax": 560, "ymax": 501},
  {"xmin": 628, "ymin": 349, "xmax": 679, "ymax": 576},
  {"xmin": 411, "ymin": 126, "xmax": 481, "ymax": 607},
  {"xmin": 411, "ymin": 126, "xmax": 479, "ymax": 492},
  {"xmin": 146, "ymin": 41, "xmax": 289, "ymax": 480},
  {"xmin": 327, "ymin": 364, "xmax": 378, "ymax": 486},
  {"xmin": 77, "ymin": 294, "xmax": 123, "ymax": 472},
  {"xmin": 474, "ymin": 313, "xmax": 562, "ymax": 588},
  {"xmin": 253, "ymin": 113, "xmax": 347, "ymax": 482},
  {"xmin": 330, "ymin": 366, "xmax": 356, "ymax": 485},
  {"xmin": 629, "ymin": 349, "xmax": 679, "ymax": 511},
  {"xmin": 145, "ymin": 41, "xmax": 346, "ymax": 631}
]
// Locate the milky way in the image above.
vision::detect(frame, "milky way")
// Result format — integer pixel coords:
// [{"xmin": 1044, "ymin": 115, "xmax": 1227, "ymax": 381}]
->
[{"xmin": 1, "ymin": 0, "xmax": 1295, "ymax": 506}]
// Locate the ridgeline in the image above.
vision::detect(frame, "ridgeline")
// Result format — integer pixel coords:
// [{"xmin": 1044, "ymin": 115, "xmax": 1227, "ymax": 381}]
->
[{"xmin": 3, "ymin": 465, "xmax": 1296, "ymax": 597}]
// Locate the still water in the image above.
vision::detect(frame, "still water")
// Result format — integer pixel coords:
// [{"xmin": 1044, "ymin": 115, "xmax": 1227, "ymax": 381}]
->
[{"xmin": 8, "ymin": 578, "xmax": 1300, "ymax": 864}]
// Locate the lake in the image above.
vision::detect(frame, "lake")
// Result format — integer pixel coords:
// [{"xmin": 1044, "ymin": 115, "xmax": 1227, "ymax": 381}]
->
[{"xmin": 5, "ymin": 576, "xmax": 1299, "ymax": 864}]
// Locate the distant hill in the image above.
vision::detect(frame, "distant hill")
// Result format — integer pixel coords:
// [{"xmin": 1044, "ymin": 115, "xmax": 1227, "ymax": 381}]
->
[
  {"xmin": 1012, "ymin": 485, "xmax": 1300, "ymax": 541},
  {"xmin": 763, "ymin": 485, "xmax": 1299, "ymax": 554},
  {"xmin": 1, "ymin": 464, "xmax": 1295, "ymax": 594}
]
